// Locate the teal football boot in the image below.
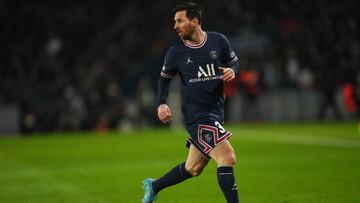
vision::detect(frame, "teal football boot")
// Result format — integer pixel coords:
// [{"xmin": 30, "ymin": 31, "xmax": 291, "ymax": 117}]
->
[{"xmin": 142, "ymin": 178, "xmax": 158, "ymax": 203}]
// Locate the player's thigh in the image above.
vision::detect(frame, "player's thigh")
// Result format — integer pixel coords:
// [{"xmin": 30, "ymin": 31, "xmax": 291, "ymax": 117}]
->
[
  {"xmin": 208, "ymin": 140, "xmax": 236, "ymax": 167},
  {"xmin": 185, "ymin": 144, "xmax": 209, "ymax": 174}
]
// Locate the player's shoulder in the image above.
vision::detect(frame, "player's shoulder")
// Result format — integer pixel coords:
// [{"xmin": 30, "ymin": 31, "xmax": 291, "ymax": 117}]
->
[
  {"xmin": 164, "ymin": 39, "xmax": 184, "ymax": 61},
  {"xmin": 170, "ymin": 38, "xmax": 184, "ymax": 49},
  {"xmin": 206, "ymin": 31, "xmax": 229, "ymax": 41},
  {"xmin": 165, "ymin": 39, "xmax": 183, "ymax": 54}
]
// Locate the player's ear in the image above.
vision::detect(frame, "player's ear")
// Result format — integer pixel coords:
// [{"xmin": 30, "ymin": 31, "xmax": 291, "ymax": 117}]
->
[{"xmin": 191, "ymin": 17, "xmax": 200, "ymax": 26}]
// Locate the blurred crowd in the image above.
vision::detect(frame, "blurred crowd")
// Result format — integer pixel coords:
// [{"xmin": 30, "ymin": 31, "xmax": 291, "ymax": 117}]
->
[{"xmin": 0, "ymin": 0, "xmax": 359, "ymax": 133}]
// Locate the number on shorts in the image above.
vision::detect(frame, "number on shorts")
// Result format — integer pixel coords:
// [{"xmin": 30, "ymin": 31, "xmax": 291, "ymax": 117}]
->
[{"xmin": 215, "ymin": 121, "xmax": 225, "ymax": 133}]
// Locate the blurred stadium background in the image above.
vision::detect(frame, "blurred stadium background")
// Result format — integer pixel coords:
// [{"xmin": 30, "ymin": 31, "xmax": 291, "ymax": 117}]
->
[
  {"xmin": 0, "ymin": 0, "xmax": 359, "ymax": 134},
  {"xmin": 1, "ymin": 1, "xmax": 360, "ymax": 203}
]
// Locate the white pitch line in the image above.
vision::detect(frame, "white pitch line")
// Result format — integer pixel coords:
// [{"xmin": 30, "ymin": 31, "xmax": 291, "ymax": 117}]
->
[
  {"xmin": 170, "ymin": 127, "xmax": 360, "ymax": 149},
  {"xmin": 233, "ymin": 129, "xmax": 360, "ymax": 149}
]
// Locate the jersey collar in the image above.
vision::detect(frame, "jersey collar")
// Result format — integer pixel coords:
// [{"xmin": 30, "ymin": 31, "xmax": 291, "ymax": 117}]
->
[{"xmin": 183, "ymin": 32, "xmax": 207, "ymax": 49}]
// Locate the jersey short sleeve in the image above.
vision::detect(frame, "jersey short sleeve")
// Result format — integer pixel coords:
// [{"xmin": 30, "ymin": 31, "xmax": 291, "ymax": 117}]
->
[
  {"xmin": 160, "ymin": 46, "xmax": 178, "ymax": 79},
  {"xmin": 219, "ymin": 33, "xmax": 238, "ymax": 67}
]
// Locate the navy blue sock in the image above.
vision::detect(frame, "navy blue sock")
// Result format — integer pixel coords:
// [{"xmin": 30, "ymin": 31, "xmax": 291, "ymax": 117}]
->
[
  {"xmin": 217, "ymin": 166, "xmax": 240, "ymax": 203},
  {"xmin": 152, "ymin": 162, "xmax": 193, "ymax": 193}
]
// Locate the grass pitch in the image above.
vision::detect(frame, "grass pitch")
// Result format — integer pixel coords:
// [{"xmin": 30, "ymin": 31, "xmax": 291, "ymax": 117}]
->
[{"xmin": 0, "ymin": 122, "xmax": 359, "ymax": 203}]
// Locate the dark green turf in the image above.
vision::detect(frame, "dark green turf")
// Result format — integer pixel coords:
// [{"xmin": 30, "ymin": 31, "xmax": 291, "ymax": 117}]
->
[{"xmin": 0, "ymin": 122, "xmax": 359, "ymax": 202}]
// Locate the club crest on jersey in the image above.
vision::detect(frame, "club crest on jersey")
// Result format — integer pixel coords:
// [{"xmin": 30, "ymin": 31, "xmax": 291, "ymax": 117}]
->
[{"xmin": 210, "ymin": 50, "xmax": 217, "ymax": 60}]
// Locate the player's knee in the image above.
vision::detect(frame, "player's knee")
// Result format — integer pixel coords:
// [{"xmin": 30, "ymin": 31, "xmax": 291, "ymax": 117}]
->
[
  {"xmin": 218, "ymin": 151, "xmax": 236, "ymax": 166},
  {"xmin": 189, "ymin": 166, "xmax": 204, "ymax": 177},
  {"xmin": 185, "ymin": 163, "xmax": 205, "ymax": 177},
  {"xmin": 227, "ymin": 152, "xmax": 236, "ymax": 166}
]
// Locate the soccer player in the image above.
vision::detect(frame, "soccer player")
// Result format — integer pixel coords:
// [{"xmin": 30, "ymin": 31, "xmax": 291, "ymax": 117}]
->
[{"xmin": 142, "ymin": 2, "xmax": 240, "ymax": 203}]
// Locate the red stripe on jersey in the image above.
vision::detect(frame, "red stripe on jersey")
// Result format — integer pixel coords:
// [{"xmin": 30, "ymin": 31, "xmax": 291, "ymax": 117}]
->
[{"xmin": 160, "ymin": 71, "xmax": 174, "ymax": 78}]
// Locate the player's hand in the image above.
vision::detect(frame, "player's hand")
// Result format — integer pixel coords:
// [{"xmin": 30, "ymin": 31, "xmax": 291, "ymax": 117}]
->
[
  {"xmin": 219, "ymin": 67, "xmax": 235, "ymax": 82},
  {"xmin": 158, "ymin": 104, "xmax": 172, "ymax": 124}
]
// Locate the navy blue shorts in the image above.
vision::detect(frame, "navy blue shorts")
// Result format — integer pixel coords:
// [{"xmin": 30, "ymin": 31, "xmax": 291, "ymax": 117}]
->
[{"xmin": 185, "ymin": 117, "xmax": 232, "ymax": 159}]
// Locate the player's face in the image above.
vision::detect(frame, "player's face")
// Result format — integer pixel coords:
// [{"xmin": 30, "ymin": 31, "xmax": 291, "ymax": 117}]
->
[{"xmin": 174, "ymin": 11, "xmax": 196, "ymax": 40}]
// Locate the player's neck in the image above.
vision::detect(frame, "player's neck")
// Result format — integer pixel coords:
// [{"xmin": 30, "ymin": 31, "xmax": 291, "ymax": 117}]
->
[{"xmin": 186, "ymin": 28, "xmax": 205, "ymax": 46}]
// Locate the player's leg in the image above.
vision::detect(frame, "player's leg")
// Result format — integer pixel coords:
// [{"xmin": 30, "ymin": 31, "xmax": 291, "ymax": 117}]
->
[
  {"xmin": 185, "ymin": 144, "xmax": 210, "ymax": 176},
  {"xmin": 209, "ymin": 140, "xmax": 239, "ymax": 203},
  {"xmin": 152, "ymin": 144, "xmax": 209, "ymax": 192},
  {"xmin": 209, "ymin": 140, "xmax": 236, "ymax": 166},
  {"xmin": 142, "ymin": 143, "xmax": 209, "ymax": 203}
]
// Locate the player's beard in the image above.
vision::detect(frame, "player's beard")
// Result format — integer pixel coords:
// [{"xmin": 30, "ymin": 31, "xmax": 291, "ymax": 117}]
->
[{"xmin": 181, "ymin": 28, "xmax": 195, "ymax": 41}]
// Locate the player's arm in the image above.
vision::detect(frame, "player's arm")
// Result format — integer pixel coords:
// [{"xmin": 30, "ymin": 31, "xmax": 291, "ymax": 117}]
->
[
  {"xmin": 219, "ymin": 61, "xmax": 239, "ymax": 82},
  {"xmin": 156, "ymin": 46, "xmax": 177, "ymax": 124},
  {"xmin": 219, "ymin": 33, "xmax": 239, "ymax": 82},
  {"xmin": 157, "ymin": 77, "xmax": 172, "ymax": 124}
]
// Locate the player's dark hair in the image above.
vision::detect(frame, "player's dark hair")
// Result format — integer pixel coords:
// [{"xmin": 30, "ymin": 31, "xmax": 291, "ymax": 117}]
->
[{"xmin": 172, "ymin": 2, "xmax": 202, "ymax": 24}]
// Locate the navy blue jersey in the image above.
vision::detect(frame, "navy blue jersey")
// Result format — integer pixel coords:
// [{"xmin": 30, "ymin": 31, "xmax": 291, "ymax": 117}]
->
[{"xmin": 158, "ymin": 31, "xmax": 239, "ymax": 124}]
